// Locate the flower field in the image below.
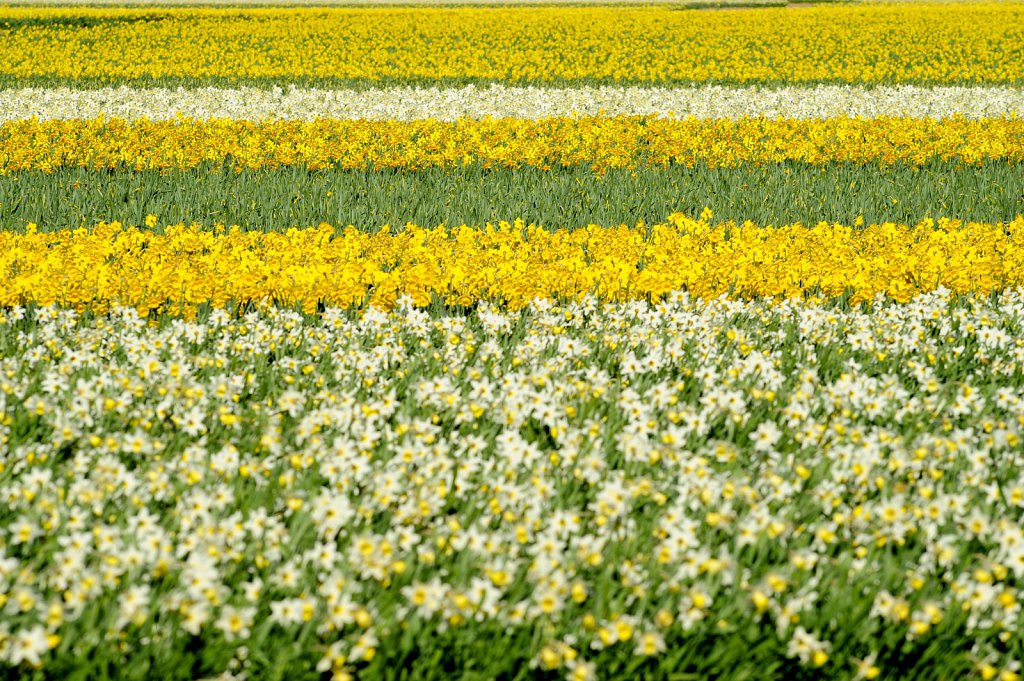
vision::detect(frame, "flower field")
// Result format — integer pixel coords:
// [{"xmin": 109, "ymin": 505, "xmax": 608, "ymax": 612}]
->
[
  {"xmin": 4, "ymin": 217, "xmax": 1024, "ymax": 312},
  {"xmin": 1, "ymin": 2, "xmax": 1024, "ymax": 681},
  {"xmin": 6, "ymin": 116, "xmax": 1024, "ymax": 172},
  {"xmin": 2, "ymin": 4, "xmax": 1024, "ymax": 86}
]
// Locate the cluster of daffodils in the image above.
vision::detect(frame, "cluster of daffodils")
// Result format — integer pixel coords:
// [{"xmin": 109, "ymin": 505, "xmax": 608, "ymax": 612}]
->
[
  {"xmin": 3, "ymin": 1, "xmax": 1024, "ymax": 679},
  {"xmin": 4, "ymin": 84, "xmax": 1022, "ymax": 122},
  {"xmin": 1, "ymin": 5, "xmax": 1022, "ymax": 85},
  {"xmin": 3, "ymin": 216, "xmax": 1024, "ymax": 313},
  {"xmin": 4, "ymin": 116, "xmax": 1024, "ymax": 173},
  {"xmin": 1, "ymin": 290, "xmax": 1023, "ymax": 679}
]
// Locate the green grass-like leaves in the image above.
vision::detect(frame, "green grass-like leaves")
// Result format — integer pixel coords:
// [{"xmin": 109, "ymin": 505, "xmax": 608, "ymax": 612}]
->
[{"xmin": 1, "ymin": 161, "xmax": 1021, "ymax": 232}]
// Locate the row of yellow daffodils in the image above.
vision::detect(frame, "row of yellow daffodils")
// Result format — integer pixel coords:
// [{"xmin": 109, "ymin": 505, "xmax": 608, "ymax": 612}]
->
[
  {"xmin": 1, "ymin": 4, "xmax": 1022, "ymax": 83},
  {"xmin": 3, "ymin": 116, "xmax": 1024, "ymax": 172},
  {"xmin": 2, "ymin": 215, "xmax": 1022, "ymax": 314}
]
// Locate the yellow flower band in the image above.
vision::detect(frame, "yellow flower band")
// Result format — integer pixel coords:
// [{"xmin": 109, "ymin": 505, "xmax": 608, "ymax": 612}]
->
[
  {"xmin": 3, "ymin": 116, "xmax": 1023, "ymax": 173},
  {"xmin": 3, "ymin": 215, "xmax": 1022, "ymax": 313},
  {"xmin": 1, "ymin": 4, "xmax": 1022, "ymax": 84}
]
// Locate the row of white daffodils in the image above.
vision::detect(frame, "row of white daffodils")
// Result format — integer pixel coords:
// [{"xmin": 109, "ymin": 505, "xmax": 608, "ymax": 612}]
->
[
  {"xmin": 4, "ymin": 84, "xmax": 1023, "ymax": 122},
  {"xmin": 0, "ymin": 291, "xmax": 1022, "ymax": 680}
]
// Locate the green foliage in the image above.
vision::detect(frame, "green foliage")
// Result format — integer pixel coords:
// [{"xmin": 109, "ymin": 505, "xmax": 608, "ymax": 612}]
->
[{"xmin": 2, "ymin": 161, "xmax": 1021, "ymax": 232}]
